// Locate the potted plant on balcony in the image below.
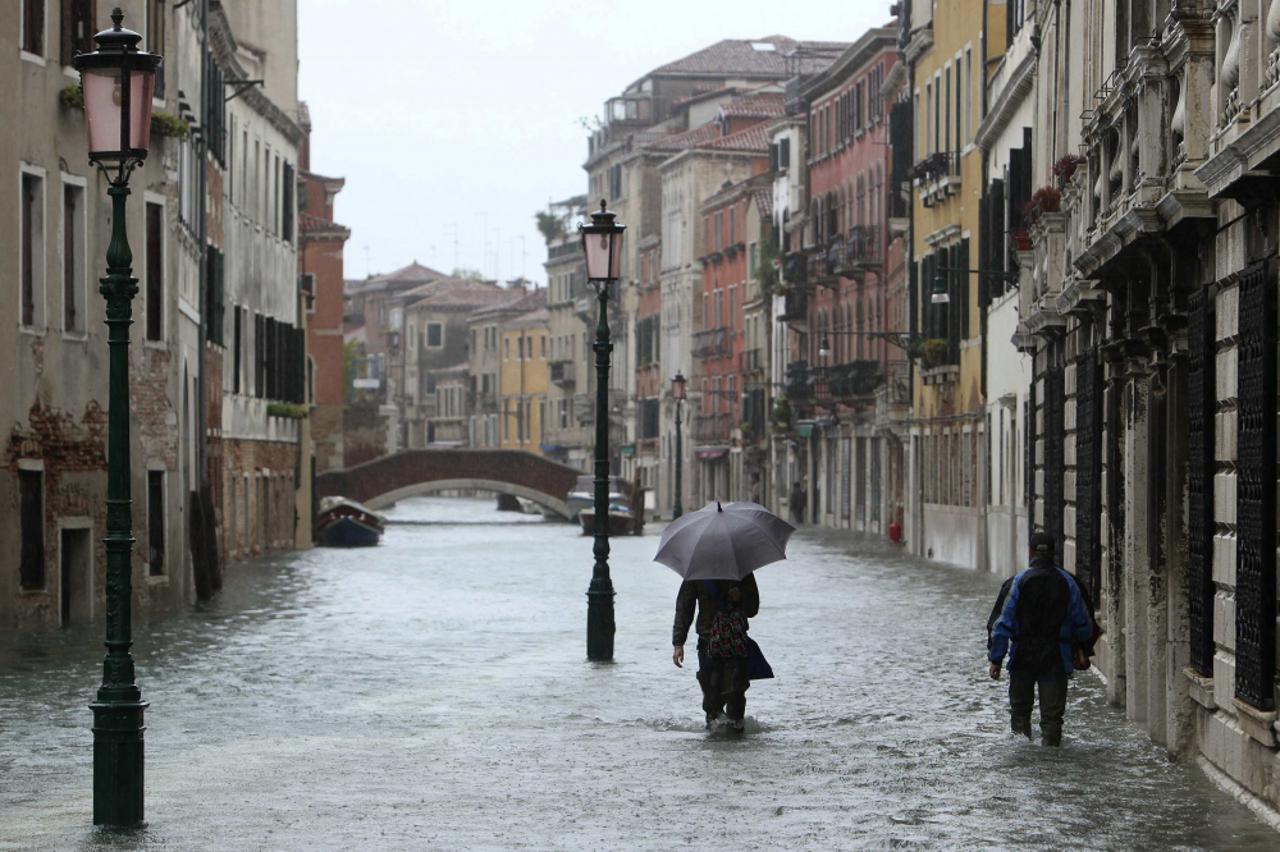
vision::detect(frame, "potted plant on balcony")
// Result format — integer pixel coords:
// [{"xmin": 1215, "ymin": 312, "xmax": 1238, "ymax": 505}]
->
[
  {"xmin": 1053, "ymin": 154, "xmax": 1086, "ymax": 189},
  {"xmin": 1023, "ymin": 186, "xmax": 1062, "ymax": 228},
  {"xmin": 1011, "ymin": 228, "xmax": 1033, "ymax": 252},
  {"xmin": 771, "ymin": 397, "xmax": 792, "ymax": 428},
  {"xmin": 919, "ymin": 338, "xmax": 948, "ymax": 371}
]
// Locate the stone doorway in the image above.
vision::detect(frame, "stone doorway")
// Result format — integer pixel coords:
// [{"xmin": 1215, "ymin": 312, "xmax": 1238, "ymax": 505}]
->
[{"xmin": 59, "ymin": 525, "xmax": 93, "ymax": 627}]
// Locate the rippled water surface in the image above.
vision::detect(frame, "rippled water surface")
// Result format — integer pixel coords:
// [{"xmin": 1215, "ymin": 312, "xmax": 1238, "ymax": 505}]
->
[{"xmin": 1, "ymin": 496, "xmax": 1276, "ymax": 850}]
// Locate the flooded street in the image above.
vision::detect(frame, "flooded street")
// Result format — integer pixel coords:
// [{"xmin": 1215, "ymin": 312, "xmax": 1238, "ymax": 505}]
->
[{"xmin": 1, "ymin": 496, "xmax": 1276, "ymax": 850}]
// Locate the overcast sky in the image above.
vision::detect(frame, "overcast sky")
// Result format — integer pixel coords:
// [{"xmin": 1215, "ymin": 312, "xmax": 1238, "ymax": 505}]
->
[{"xmin": 298, "ymin": 1, "xmax": 888, "ymax": 285}]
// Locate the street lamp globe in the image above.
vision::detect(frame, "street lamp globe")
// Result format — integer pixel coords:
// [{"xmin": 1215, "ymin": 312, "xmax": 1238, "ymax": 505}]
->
[
  {"xmin": 71, "ymin": 8, "xmax": 164, "ymax": 169},
  {"xmin": 580, "ymin": 199, "xmax": 626, "ymax": 287},
  {"xmin": 818, "ymin": 335, "xmax": 832, "ymax": 359},
  {"xmin": 931, "ymin": 272, "xmax": 951, "ymax": 305},
  {"xmin": 671, "ymin": 370, "xmax": 687, "ymax": 400}
]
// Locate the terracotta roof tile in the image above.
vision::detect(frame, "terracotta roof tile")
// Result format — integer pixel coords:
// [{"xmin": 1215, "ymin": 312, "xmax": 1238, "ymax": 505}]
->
[
  {"xmin": 701, "ymin": 123, "xmax": 772, "ymax": 153},
  {"xmin": 299, "ymin": 212, "xmax": 350, "ymax": 236},
  {"xmin": 720, "ymin": 92, "xmax": 785, "ymax": 118}
]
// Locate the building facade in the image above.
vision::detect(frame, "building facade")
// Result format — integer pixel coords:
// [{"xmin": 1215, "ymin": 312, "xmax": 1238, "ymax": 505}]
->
[
  {"xmin": 902, "ymin": 0, "xmax": 1004, "ymax": 568},
  {"xmin": 211, "ymin": 0, "xmax": 310, "ymax": 563},
  {"xmin": 2, "ymin": 0, "xmax": 200, "ymax": 628},
  {"xmin": 298, "ymin": 105, "xmax": 349, "ymax": 475}
]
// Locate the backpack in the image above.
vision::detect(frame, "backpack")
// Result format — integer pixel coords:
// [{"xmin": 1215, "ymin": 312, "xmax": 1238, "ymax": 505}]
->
[{"xmin": 701, "ymin": 581, "xmax": 748, "ymax": 659}]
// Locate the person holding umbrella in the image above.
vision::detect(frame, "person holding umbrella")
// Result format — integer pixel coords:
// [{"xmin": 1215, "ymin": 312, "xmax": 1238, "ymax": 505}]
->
[{"xmin": 659, "ymin": 501, "xmax": 795, "ymax": 732}]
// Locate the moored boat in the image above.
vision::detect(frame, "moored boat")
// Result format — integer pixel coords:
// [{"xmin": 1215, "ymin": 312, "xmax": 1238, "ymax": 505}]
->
[
  {"xmin": 578, "ymin": 499, "xmax": 643, "ymax": 536},
  {"xmin": 316, "ymin": 497, "xmax": 385, "ymax": 547}
]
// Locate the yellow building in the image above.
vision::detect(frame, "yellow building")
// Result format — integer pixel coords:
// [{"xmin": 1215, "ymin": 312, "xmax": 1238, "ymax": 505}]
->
[
  {"xmin": 499, "ymin": 306, "xmax": 551, "ymax": 454},
  {"xmin": 902, "ymin": 0, "xmax": 1005, "ymax": 569}
]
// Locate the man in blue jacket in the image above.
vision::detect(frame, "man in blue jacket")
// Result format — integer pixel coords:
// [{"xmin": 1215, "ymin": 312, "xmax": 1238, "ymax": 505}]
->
[{"xmin": 988, "ymin": 531, "xmax": 1094, "ymax": 746}]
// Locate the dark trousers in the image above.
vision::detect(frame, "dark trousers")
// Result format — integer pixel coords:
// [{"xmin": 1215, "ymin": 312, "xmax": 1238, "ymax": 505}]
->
[
  {"xmin": 1009, "ymin": 668, "xmax": 1068, "ymax": 743},
  {"xmin": 697, "ymin": 645, "xmax": 748, "ymax": 722}
]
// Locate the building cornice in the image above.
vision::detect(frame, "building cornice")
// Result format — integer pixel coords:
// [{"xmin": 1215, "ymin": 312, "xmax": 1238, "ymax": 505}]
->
[
  {"xmin": 1195, "ymin": 105, "xmax": 1280, "ymax": 198},
  {"xmin": 209, "ymin": 3, "xmax": 304, "ymax": 147},
  {"xmin": 800, "ymin": 29, "xmax": 897, "ymax": 102},
  {"xmin": 903, "ymin": 27, "xmax": 934, "ymax": 66},
  {"xmin": 974, "ymin": 51, "xmax": 1036, "ymax": 153}
]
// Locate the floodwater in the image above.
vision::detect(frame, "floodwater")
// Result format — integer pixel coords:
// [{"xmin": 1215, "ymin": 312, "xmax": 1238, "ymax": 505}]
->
[{"xmin": 1, "ymin": 496, "xmax": 1275, "ymax": 850}]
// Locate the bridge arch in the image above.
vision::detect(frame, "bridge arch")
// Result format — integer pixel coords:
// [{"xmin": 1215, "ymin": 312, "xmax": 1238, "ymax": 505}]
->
[{"xmin": 315, "ymin": 449, "xmax": 583, "ymax": 520}]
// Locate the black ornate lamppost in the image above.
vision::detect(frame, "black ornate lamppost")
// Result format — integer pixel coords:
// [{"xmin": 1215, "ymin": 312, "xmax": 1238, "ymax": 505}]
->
[
  {"xmin": 580, "ymin": 200, "xmax": 625, "ymax": 662},
  {"xmin": 670, "ymin": 371, "xmax": 686, "ymax": 519},
  {"xmin": 71, "ymin": 8, "xmax": 163, "ymax": 827}
]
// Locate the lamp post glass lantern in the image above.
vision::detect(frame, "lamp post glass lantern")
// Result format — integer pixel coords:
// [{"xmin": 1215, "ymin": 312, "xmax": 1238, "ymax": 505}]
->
[
  {"xmin": 579, "ymin": 200, "xmax": 625, "ymax": 662},
  {"xmin": 931, "ymin": 272, "xmax": 951, "ymax": 305},
  {"xmin": 671, "ymin": 371, "xmax": 686, "ymax": 519},
  {"xmin": 70, "ymin": 7, "xmax": 162, "ymax": 828}
]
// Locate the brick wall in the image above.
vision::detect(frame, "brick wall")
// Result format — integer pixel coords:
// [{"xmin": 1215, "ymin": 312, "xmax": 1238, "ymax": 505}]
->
[
  {"xmin": 219, "ymin": 438, "xmax": 300, "ymax": 563},
  {"xmin": 2, "ymin": 400, "xmax": 108, "ymax": 628}
]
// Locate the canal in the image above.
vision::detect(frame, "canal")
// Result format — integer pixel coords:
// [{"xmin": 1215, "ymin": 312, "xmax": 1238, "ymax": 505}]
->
[{"xmin": 1, "ymin": 496, "xmax": 1276, "ymax": 849}]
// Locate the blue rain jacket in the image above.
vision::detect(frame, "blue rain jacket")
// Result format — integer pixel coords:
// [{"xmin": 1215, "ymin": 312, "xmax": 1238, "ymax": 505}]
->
[{"xmin": 988, "ymin": 560, "xmax": 1093, "ymax": 675}]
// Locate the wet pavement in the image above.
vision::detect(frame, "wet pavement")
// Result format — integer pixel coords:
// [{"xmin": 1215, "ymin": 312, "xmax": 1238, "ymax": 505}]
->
[{"xmin": 1, "ymin": 495, "xmax": 1276, "ymax": 850}]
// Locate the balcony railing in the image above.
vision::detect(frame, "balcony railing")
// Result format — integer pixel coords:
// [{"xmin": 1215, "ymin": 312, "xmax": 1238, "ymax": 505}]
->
[
  {"xmin": 785, "ymin": 359, "xmax": 882, "ymax": 401},
  {"xmin": 912, "ymin": 151, "xmax": 961, "ymax": 207},
  {"xmin": 823, "ymin": 360, "xmax": 882, "ymax": 399},
  {"xmin": 692, "ymin": 412, "xmax": 733, "ymax": 443},
  {"xmin": 550, "ymin": 359, "xmax": 576, "ymax": 386},
  {"xmin": 785, "ymin": 359, "xmax": 815, "ymax": 400},
  {"xmin": 777, "ymin": 284, "xmax": 809, "ymax": 324},
  {"xmin": 847, "ymin": 225, "xmax": 880, "ymax": 265},
  {"xmin": 692, "ymin": 327, "xmax": 730, "ymax": 358},
  {"xmin": 911, "ymin": 150, "xmax": 959, "ymax": 183}
]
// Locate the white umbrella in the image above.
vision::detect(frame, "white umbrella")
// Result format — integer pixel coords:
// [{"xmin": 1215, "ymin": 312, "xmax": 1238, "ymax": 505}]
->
[{"xmin": 654, "ymin": 501, "xmax": 796, "ymax": 581}]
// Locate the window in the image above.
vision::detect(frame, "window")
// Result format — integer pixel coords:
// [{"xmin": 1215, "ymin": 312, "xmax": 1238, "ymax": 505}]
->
[
  {"xmin": 944, "ymin": 65, "xmax": 952, "ymax": 155},
  {"xmin": 20, "ymin": 468, "xmax": 45, "ymax": 590},
  {"xmin": 272, "ymin": 155, "xmax": 280, "ymax": 235},
  {"xmin": 425, "ymin": 322, "xmax": 443, "ymax": 348},
  {"xmin": 282, "ymin": 163, "xmax": 294, "ymax": 241},
  {"xmin": 207, "ymin": 58, "xmax": 226, "ymax": 164},
  {"xmin": 148, "ymin": 470, "xmax": 165, "ymax": 575},
  {"xmin": 146, "ymin": 0, "xmax": 164, "ymax": 97},
  {"xmin": 22, "ymin": 0, "xmax": 44, "ymax": 56},
  {"xmin": 145, "ymin": 201, "xmax": 163, "ymax": 341},
  {"xmin": 504, "ymin": 338, "xmax": 510, "ymax": 359},
  {"xmin": 20, "ymin": 170, "xmax": 45, "ymax": 329},
  {"xmin": 540, "ymin": 335, "xmax": 546, "ymax": 358},
  {"xmin": 62, "ymin": 178, "xmax": 85, "ymax": 334},
  {"xmin": 300, "ymin": 272, "xmax": 315, "ymax": 313},
  {"xmin": 923, "ymin": 83, "xmax": 932, "ymax": 156},
  {"xmin": 964, "ymin": 48, "xmax": 973, "ymax": 145},
  {"xmin": 207, "ymin": 247, "xmax": 225, "ymax": 345},
  {"xmin": 748, "ymin": 242, "xmax": 758, "ymax": 278},
  {"xmin": 61, "ymin": 0, "xmax": 96, "ymax": 66},
  {"xmin": 728, "ymin": 208, "xmax": 735, "ymax": 245},
  {"xmin": 232, "ymin": 306, "xmax": 242, "ymax": 393}
]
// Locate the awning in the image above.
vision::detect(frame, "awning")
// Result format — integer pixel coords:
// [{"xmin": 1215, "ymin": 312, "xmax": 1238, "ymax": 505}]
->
[{"xmin": 696, "ymin": 447, "xmax": 729, "ymax": 461}]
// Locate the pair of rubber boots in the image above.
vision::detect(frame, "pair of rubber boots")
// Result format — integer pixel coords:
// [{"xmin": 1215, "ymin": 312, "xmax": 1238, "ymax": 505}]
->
[{"xmin": 1011, "ymin": 716, "xmax": 1061, "ymax": 747}]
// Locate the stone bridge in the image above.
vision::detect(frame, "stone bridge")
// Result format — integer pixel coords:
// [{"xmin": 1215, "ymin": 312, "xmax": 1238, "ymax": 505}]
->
[{"xmin": 315, "ymin": 449, "xmax": 583, "ymax": 519}]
